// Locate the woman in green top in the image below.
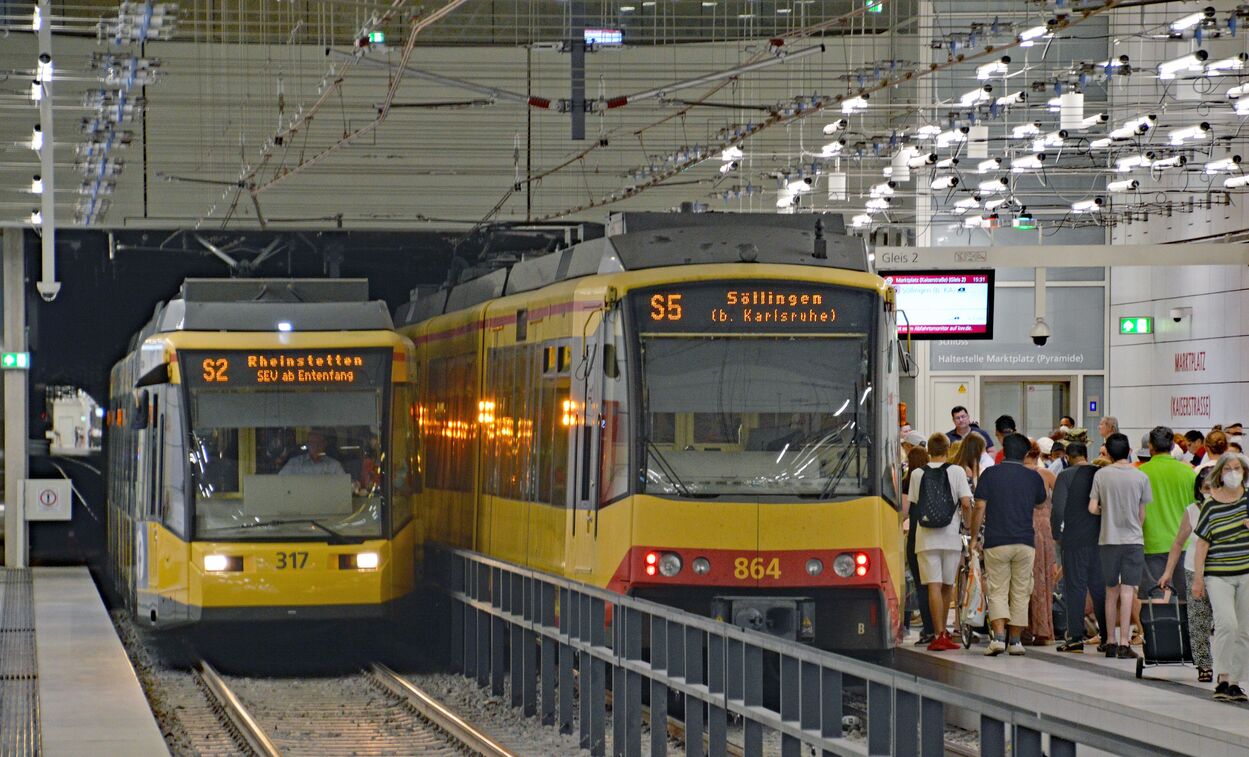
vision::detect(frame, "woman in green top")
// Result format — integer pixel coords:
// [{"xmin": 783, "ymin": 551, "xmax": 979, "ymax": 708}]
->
[{"xmin": 1192, "ymin": 452, "xmax": 1249, "ymax": 703}]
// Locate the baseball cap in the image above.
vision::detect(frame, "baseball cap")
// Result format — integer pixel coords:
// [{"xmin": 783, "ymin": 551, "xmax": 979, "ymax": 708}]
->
[
  {"xmin": 1037, "ymin": 437, "xmax": 1055, "ymax": 455},
  {"xmin": 903, "ymin": 430, "xmax": 926, "ymax": 447}
]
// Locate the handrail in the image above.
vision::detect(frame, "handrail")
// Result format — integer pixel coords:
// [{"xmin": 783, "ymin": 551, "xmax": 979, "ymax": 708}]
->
[{"xmin": 427, "ymin": 543, "xmax": 1185, "ymax": 757}]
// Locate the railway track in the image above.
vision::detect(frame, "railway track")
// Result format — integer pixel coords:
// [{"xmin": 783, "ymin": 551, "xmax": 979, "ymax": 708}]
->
[{"xmin": 195, "ymin": 661, "xmax": 515, "ymax": 756}]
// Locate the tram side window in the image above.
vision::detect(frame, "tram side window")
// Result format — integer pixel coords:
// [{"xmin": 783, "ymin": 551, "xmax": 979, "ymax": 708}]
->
[
  {"xmin": 426, "ymin": 353, "xmax": 476, "ymax": 492},
  {"xmin": 484, "ymin": 345, "xmax": 538, "ymax": 501}
]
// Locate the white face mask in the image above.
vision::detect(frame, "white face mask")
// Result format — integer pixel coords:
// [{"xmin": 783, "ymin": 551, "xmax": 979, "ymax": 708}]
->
[{"xmin": 1224, "ymin": 470, "xmax": 1244, "ymax": 489}]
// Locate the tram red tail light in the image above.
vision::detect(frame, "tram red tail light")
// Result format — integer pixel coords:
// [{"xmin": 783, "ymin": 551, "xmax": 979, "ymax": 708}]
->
[{"xmin": 833, "ymin": 551, "xmax": 871, "ymax": 578}]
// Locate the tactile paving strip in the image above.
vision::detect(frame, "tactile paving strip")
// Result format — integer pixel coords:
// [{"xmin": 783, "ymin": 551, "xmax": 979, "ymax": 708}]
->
[{"xmin": 0, "ymin": 570, "xmax": 41, "ymax": 756}]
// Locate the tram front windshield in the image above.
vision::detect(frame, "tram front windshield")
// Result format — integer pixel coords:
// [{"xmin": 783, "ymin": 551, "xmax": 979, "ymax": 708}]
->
[
  {"xmin": 633, "ymin": 282, "xmax": 874, "ymax": 498},
  {"xmin": 187, "ymin": 388, "xmax": 387, "ymax": 541}
]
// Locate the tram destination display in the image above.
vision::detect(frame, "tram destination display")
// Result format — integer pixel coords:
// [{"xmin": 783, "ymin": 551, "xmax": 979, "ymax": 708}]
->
[
  {"xmin": 631, "ymin": 281, "xmax": 873, "ymax": 334},
  {"xmin": 879, "ymin": 270, "xmax": 995, "ymax": 339},
  {"xmin": 182, "ymin": 348, "xmax": 390, "ymax": 388}
]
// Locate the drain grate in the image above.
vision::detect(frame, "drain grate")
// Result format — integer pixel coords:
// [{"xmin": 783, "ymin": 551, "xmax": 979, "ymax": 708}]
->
[{"xmin": 0, "ymin": 569, "xmax": 41, "ymax": 755}]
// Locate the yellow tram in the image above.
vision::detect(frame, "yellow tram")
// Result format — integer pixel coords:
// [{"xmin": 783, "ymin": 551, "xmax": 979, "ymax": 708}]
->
[
  {"xmin": 106, "ymin": 279, "xmax": 419, "ymax": 628},
  {"xmin": 398, "ymin": 213, "xmax": 904, "ymax": 650}
]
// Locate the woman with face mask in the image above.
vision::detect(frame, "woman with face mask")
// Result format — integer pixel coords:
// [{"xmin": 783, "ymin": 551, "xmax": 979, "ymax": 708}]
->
[
  {"xmin": 1192, "ymin": 452, "xmax": 1249, "ymax": 702},
  {"xmin": 1159, "ymin": 471, "xmax": 1214, "ymax": 682}
]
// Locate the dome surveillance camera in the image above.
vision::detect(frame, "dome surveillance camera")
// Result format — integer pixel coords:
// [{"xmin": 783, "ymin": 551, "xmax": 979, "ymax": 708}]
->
[
  {"xmin": 1030, "ymin": 317, "xmax": 1051, "ymax": 347},
  {"xmin": 1170, "ymin": 307, "xmax": 1191, "ymax": 323}
]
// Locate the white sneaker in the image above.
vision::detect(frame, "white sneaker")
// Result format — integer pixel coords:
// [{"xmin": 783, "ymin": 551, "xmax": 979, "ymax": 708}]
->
[
  {"xmin": 1008, "ymin": 642, "xmax": 1026, "ymax": 656},
  {"xmin": 984, "ymin": 639, "xmax": 1007, "ymax": 656}
]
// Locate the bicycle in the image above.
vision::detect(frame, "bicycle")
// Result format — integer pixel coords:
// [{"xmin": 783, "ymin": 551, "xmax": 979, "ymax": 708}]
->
[{"xmin": 955, "ymin": 534, "xmax": 988, "ymax": 649}]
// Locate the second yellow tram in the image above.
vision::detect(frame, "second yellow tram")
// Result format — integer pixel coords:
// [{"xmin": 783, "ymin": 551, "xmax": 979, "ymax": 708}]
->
[{"xmin": 399, "ymin": 214, "xmax": 904, "ymax": 650}]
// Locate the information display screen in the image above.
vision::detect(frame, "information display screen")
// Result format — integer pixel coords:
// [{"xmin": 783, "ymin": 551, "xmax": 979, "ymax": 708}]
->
[
  {"xmin": 630, "ymin": 281, "xmax": 873, "ymax": 335},
  {"xmin": 880, "ymin": 270, "xmax": 994, "ymax": 339},
  {"xmin": 181, "ymin": 349, "xmax": 390, "ymax": 388}
]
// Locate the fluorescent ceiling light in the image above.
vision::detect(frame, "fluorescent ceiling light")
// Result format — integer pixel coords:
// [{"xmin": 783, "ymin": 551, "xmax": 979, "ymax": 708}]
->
[
  {"xmin": 1011, "ymin": 153, "xmax": 1045, "ymax": 172},
  {"xmin": 1205, "ymin": 156, "xmax": 1241, "ymax": 174},
  {"xmin": 1158, "ymin": 50, "xmax": 1208, "ymax": 80},
  {"xmin": 1169, "ymin": 122, "xmax": 1210, "ymax": 145},
  {"xmin": 1171, "ymin": 7, "xmax": 1214, "ymax": 32},
  {"xmin": 1115, "ymin": 153, "xmax": 1152, "ymax": 172},
  {"xmin": 978, "ymin": 177, "xmax": 1008, "ymax": 193},
  {"xmin": 977, "ymin": 57, "xmax": 1010, "ymax": 80},
  {"xmin": 841, "ymin": 95, "xmax": 868, "ymax": 114}
]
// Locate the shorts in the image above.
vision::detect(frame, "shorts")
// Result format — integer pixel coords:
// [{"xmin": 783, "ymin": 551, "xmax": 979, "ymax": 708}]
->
[
  {"xmin": 917, "ymin": 549, "xmax": 961, "ymax": 585},
  {"xmin": 1100, "ymin": 544, "xmax": 1145, "ymax": 587}
]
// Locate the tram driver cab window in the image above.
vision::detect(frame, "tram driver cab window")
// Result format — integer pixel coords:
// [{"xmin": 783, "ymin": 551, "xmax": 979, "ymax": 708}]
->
[
  {"xmin": 187, "ymin": 386, "xmax": 389, "ymax": 541},
  {"xmin": 279, "ymin": 429, "xmax": 346, "ymax": 476}
]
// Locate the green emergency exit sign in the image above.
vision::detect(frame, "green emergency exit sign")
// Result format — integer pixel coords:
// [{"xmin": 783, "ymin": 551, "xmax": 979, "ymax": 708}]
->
[
  {"xmin": 0, "ymin": 352, "xmax": 30, "ymax": 370},
  {"xmin": 1119, "ymin": 317, "xmax": 1153, "ymax": 335}
]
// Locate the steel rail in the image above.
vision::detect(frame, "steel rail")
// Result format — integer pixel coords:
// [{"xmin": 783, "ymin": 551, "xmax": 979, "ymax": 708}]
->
[
  {"xmin": 195, "ymin": 661, "xmax": 281, "ymax": 757},
  {"xmin": 368, "ymin": 663, "xmax": 517, "ymax": 757}
]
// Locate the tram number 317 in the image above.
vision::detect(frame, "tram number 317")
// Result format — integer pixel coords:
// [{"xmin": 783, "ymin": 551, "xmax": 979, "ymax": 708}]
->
[
  {"xmin": 275, "ymin": 551, "xmax": 309, "ymax": 569},
  {"xmin": 734, "ymin": 557, "xmax": 782, "ymax": 580}
]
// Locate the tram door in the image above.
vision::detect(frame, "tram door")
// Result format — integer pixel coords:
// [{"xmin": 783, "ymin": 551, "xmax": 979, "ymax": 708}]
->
[{"xmin": 567, "ymin": 314, "xmax": 606, "ymax": 575}]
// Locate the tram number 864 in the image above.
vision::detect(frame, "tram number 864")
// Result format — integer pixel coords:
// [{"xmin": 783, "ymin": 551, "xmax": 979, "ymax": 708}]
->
[
  {"xmin": 275, "ymin": 551, "xmax": 309, "ymax": 569},
  {"xmin": 734, "ymin": 557, "xmax": 782, "ymax": 580}
]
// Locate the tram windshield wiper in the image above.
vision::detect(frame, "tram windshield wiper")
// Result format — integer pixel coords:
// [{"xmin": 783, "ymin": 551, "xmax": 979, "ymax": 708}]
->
[{"xmin": 239, "ymin": 518, "xmax": 355, "ymax": 543}]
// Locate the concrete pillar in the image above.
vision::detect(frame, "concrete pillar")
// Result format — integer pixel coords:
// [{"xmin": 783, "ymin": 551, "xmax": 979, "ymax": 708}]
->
[{"xmin": 4, "ymin": 228, "xmax": 29, "ymax": 567}]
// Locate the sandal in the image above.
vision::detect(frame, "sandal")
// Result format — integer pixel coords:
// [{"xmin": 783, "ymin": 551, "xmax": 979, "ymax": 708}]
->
[{"xmin": 1199, "ymin": 668, "xmax": 1214, "ymax": 683}]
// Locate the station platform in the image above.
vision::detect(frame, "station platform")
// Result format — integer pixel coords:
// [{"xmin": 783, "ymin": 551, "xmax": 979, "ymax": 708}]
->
[
  {"xmin": 0, "ymin": 567, "xmax": 167, "ymax": 756},
  {"xmin": 897, "ymin": 635, "xmax": 1249, "ymax": 757}
]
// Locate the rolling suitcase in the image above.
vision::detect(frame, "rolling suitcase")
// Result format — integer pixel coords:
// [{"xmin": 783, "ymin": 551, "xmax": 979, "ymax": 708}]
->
[{"xmin": 1137, "ymin": 586, "xmax": 1192, "ymax": 678}]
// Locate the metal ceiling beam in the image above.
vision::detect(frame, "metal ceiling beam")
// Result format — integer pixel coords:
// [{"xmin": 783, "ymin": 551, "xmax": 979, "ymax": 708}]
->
[{"xmin": 872, "ymin": 243, "xmax": 1249, "ymax": 269}]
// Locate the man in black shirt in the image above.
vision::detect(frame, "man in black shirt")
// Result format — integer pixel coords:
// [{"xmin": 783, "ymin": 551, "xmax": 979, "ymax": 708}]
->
[
  {"xmin": 970, "ymin": 433, "xmax": 1048, "ymax": 655},
  {"xmin": 1050, "ymin": 443, "xmax": 1110, "ymax": 652}
]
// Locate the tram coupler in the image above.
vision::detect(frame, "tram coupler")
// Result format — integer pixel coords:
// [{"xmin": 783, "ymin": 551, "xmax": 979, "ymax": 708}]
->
[{"xmin": 711, "ymin": 595, "xmax": 816, "ymax": 643}]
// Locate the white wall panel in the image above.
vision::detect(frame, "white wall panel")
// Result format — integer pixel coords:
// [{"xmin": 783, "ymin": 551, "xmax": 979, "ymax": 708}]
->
[{"xmin": 1109, "ymin": 264, "xmax": 1249, "ymax": 443}]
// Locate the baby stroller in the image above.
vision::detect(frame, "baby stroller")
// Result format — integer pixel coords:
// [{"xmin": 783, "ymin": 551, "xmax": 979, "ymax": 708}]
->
[{"xmin": 956, "ymin": 534, "xmax": 989, "ymax": 648}]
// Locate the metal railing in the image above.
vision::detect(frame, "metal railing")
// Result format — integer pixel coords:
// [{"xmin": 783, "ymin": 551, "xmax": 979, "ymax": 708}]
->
[{"xmin": 427, "ymin": 545, "xmax": 1181, "ymax": 757}]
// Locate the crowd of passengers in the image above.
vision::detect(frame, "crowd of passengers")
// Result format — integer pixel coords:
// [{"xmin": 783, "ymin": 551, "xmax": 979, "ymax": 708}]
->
[{"xmin": 899, "ymin": 408, "xmax": 1249, "ymax": 704}]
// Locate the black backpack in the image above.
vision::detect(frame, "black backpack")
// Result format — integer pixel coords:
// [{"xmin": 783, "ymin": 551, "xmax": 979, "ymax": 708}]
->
[{"xmin": 917, "ymin": 463, "xmax": 959, "ymax": 528}]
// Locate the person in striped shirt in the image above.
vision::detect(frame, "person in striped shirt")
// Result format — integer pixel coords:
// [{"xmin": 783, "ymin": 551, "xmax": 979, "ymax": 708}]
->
[{"xmin": 1193, "ymin": 452, "xmax": 1249, "ymax": 703}]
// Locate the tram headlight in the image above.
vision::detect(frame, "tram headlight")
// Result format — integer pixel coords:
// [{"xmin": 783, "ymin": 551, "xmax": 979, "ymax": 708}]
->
[
  {"xmin": 692, "ymin": 557, "xmax": 712, "ymax": 575},
  {"xmin": 832, "ymin": 554, "xmax": 856, "ymax": 578},
  {"xmin": 339, "ymin": 552, "xmax": 380, "ymax": 570},
  {"xmin": 658, "ymin": 552, "xmax": 683, "ymax": 577},
  {"xmin": 805, "ymin": 558, "xmax": 824, "ymax": 577},
  {"xmin": 204, "ymin": 554, "xmax": 241, "ymax": 572}
]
